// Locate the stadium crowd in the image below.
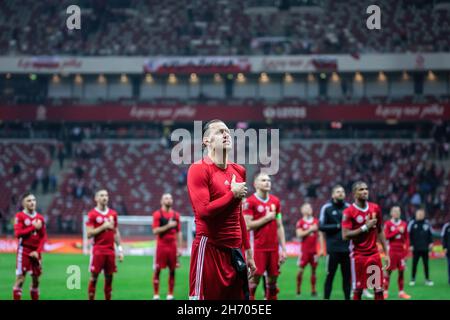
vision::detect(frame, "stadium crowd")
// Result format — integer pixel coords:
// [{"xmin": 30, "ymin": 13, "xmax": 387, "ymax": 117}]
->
[{"xmin": 0, "ymin": 0, "xmax": 448, "ymax": 56}]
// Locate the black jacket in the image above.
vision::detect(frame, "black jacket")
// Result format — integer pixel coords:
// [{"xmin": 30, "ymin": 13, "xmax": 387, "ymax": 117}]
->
[
  {"xmin": 441, "ymin": 222, "xmax": 450, "ymax": 257},
  {"xmin": 408, "ymin": 219, "xmax": 433, "ymax": 251},
  {"xmin": 319, "ymin": 200, "xmax": 350, "ymax": 253}
]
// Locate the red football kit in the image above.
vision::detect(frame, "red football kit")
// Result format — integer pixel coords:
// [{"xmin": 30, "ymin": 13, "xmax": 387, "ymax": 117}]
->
[
  {"xmin": 187, "ymin": 156, "xmax": 250, "ymax": 300},
  {"xmin": 14, "ymin": 210, "xmax": 47, "ymax": 277},
  {"xmin": 384, "ymin": 219, "xmax": 409, "ymax": 271},
  {"xmin": 296, "ymin": 217, "xmax": 319, "ymax": 268},
  {"xmin": 152, "ymin": 209, "xmax": 181, "ymax": 270},
  {"xmin": 86, "ymin": 207, "xmax": 118, "ymax": 275},
  {"xmin": 243, "ymin": 193, "xmax": 281, "ymax": 277},
  {"xmin": 342, "ymin": 202, "xmax": 383, "ymax": 292}
]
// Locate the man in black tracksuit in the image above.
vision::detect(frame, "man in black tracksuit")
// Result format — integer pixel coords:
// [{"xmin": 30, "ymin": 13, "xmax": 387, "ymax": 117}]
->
[
  {"xmin": 319, "ymin": 185, "xmax": 351, "ymax": 300},
  {"xmin": 441, "ymin": 221, "xmax": 450, "ymax": 285},
  {"xmin": 407, "ymin": 208, "xmax": 434, "ymax": 286}
]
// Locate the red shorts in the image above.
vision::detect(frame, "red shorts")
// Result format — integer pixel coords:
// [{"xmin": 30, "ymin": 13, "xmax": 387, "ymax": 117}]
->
[
  {"xmin": 387, "ymin": 251, "xmax": 406, "ymax": 271},
  {"xmin": 16, "ymin": 246, "xmax": 42, "ymax": 276},
  {"xmin": 254, "ymin": 250, "xmax": 279, "ymax": 277},
  {"xmin": 89, "ymin": 253, "xmax": 117, "ymax": 275},
  {"xmin": 189, "ymin": 236, "xmax": 247, "ymax": 300},
  {"xmin": 298, "ymin": 251, "xmax": 318, "ymax": 268},
  {"xmin": 351, "ymin": 253, "xmax": 383, "ymax": 290},
  {"xmin": 155, "ymin": 244, "xmax": 177, "ymax": 270}
]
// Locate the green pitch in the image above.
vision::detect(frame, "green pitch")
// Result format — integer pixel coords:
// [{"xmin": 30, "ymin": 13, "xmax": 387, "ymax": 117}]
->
[{"xmin": 0, "ymin": 254, "xmax": 448, "ymax": 300}]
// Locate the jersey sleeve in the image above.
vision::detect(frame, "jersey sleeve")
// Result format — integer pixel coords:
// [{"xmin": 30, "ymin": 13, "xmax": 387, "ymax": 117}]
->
[
  {"xmin": 85, "ymin": 212, "xmax": 95, "ymax": 227},
  {"xmin": 242, "ymin": 198, "xmax": 253, "ymax": 216},
  {"xmin": 276, "ymin": 198, "xmax": 282, "ymax": 219},
  {"xmin": 296, "ymin": 219, "xmax": 302, "ymax": 230},
  {"xmin": 341, "ymin": 208, "xmax": 353, "ymax": 230},
  {"xmin": 152, "ymin": 211, "xmax": 160, "ymax": 229},
  {"xmin": 14, "ymin": 214, "xmax": 36, "ymax": 238},
  {"xmin": 384, "ymin": 221, "xmax": 400, "ymax": 239},
  {"xmin": 114, "ymin": 212, "xmax": 118, "ymax": 228},
  {"xmin": 240, "ymin": 208, "xmax": 250, "ymax": 250},
  {"xmin": 37, "ymin": 218, "xmax": 47, "ymax": 253},
  {"xmin": 376, "ymin": 205, "xmax": 383, "ymax": 232},
  {"xmin": 187, "ymin": 163, "xmax": 239, "ymax": 219}
]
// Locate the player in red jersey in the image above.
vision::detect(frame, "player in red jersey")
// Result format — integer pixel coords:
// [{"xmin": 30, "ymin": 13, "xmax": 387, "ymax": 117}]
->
[
  {"xmin": 383, "ymin": 206, "xmax": 411, "ymax": 299},
  {"xmin": 342, "ymin": 181, "xmax": 389, "ymax": 300},
  {"xmin": 243, "ymin": 172, "xmax": 287, "ymax": 300},
  {"xmin": 296, "ymin": 203, "xmax": 322, "ymax": 296},
  {"xmin": 86, "ymin": 189, "xmax": 124, "ymax": 300},
  {"xmin": 152, "ymin": 193, "xmax": 182, "ymax": 300},
  {"xmin": 13, "ymin": 192, "xmax": 47, "ymax": 300},
  {"xmin": 187, "ymin": 119, "xmax": 256, "ymax": 300}
]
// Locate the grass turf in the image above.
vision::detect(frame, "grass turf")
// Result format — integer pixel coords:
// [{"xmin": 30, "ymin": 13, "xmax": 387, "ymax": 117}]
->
[{"xmin": 0, "ymin": 254, "xmax": 448, "ymax": 300}]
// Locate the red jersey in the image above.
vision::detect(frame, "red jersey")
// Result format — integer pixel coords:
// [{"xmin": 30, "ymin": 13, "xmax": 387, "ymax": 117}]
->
[
  {"xmin": 384, "ymin": 219, "xmax": 409, "ymax": 254},
  {"xmin": 342, "ymin": 202, "xmax": 382, "ymax": 257},
  {"xmin": 152, "ymin": 208, "xmax": 181, "ymax": 247},
  {"xmin": 243, "ymin": 193, "xmax": 281, "ymax": 251},
  {"xmin": 187, "ymin": 156, "xmax": 250, "ymax": 250},
  {"xmin": 14, "ymin": 211, "xmax": 47, "ymax": 253},
  {"xmin": 86, "ymin": 207, "xmax": 118, "ymax": 255},
  {"xmin": 296, "ymin": 217, "xmax": 319, "ymax": 254}
]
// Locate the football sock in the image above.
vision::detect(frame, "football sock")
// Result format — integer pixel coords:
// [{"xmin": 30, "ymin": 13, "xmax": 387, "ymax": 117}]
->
[
  {"xmin": 398, "ymin": 271, "xmax": 404, "ymax": 292},
  {"xmin": 168, "ymin": 270, "xmax": 175, "ymax": 295},
  {"xmin": 249, "ymin": 281, "xmax": 257, "ymax": 300},
  {"xmin": 88, "ymin": 279, "xmax": 97, "ymax": 300},
  {"xmin": 13, "ymin": 287, "xmax": 22, "ymax": 300},
  {"xmin": 296, "ymin": 270, "xmax": 303, "ymax": 294},
  {"xmin": 153, "ymin": 268, "xmax": 161, "ymax": 295},
  {"xmin": 353, "ymin": 289, "xmax": 362, "ymax": 300},
  {"xmin": 30, "ymin": 287, "xmax": 39, "ymax": 300},
  {"xmin": 266, "ymin": 282, "xmax": 278, "ymax": 300},
  {"xmin": 375, "ymin": 290, "xmax": 384, "ymax": 300},
  {"xmin": 104, "ymin": 276, "xmax": 113, "ymax": 300},
  {"xmin": 384, "ymin": 273, "xmax": 390, "ymax": 291},
  {"xmin": 311, "ymin": 268, "xmax": 317, "ymax": 293}
]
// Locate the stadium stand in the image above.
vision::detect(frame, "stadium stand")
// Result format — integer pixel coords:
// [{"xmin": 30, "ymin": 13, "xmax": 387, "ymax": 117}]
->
[{"xmin": 0, "ymin": 0, "xmax": 448, "ymax": 56}]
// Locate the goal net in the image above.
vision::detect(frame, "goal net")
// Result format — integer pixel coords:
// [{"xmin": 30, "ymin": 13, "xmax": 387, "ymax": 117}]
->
[{"xmin": 82, "ymin": 215, "xmax": 195, "ymax": 256}]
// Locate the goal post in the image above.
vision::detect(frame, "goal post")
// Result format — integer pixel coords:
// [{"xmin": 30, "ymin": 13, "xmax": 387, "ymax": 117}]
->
[{"xmin": 82, "ymin": 215, "xmax": 194, "ymax": 256}]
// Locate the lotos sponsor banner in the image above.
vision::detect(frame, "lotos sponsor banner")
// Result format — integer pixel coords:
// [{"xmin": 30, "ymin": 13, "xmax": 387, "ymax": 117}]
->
[
  {"xmin": 0, "ymin": 103, "xmax": 448, "ymax": 122},
  {"xmin": 144, "ymin": 56, "xmax": 252, "ymax": 74}
]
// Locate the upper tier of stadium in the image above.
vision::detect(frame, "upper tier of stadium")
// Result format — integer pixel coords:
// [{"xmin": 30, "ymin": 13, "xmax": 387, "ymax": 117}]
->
[{"xmin": 0, "ymin": 0, "xmax": 449, "ymax": 56}]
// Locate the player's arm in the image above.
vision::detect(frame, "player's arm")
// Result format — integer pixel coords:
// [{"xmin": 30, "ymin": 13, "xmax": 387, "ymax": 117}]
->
[
  {"xmin": 86, "ymin": 222, "xmax": 111, "ymax": 238},
  {"xmin": 244, "ymin": 213, "xmax": 274, "ymax": 231},
  {"xmin": 318, "ymin": 231, "xmax": 325, "ymax": 256},
  {"xmin": 427, "ymin": 222, "xmax": 434, "ymax": 250},
  {"xmin": 153, "ymin": 221, "xmax": 177, "ymax": 235},
  {"xmin": 377, "ymin": 229, "xmax": 390, "ymax": 269},
  {"xmin": 296, "ymin": 225, "xmax": 315, "ymax": 238},
  {"xmin": 114, "ymin": 222, "xmax": 124, "ymax": 262},
  {"xmin": 276, "ymin": 214, "xmax": 287, "ymax": 262},
  {"xmin": 342, "ymin": 211, "xmax": 377, "ymax": 240},
  {"xmin": 36, "ymin": 220, "xmax": 47, "ymax": 254},
  {"xmin": 240, "ymin": 207, "xmax": 256, "ymax": 276},
  {"xmin": 442, "ymin": 223, "xmax": 449, "ymax": 255},
  {"xmin": 187, "ymin": 165, "xmax": 244, "ymax": 219},
  {"xmin": 318, "ymin": 205, "xmax": 340, "ymax": 232},
  {"xmin": 384, "ymin": 223, "xmax": 400, "ymax": 239},
  {"xmin": 14, "ymin": 216, "xmax": 37, "ymax": 238}
]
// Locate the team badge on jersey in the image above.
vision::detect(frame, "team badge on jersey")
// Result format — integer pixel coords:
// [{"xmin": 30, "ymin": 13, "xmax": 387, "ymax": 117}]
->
[
  {"xmin": 24, "ymin": 219, "xmax": 31, "ymax": 226},
  {"xmin": 356, "ymin": 215, "xmax": 364, "ymax": 223},
  {"xmin": 391, "ymin": 226, "xmax": 396, "ymax": 232},
  {"xmin": 257, "ymin": 205, "xmax": 265, "ymax": 213},
  {"xmin": 96, "ymin": 216, "xmax": 104, "ymax": 224}
]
